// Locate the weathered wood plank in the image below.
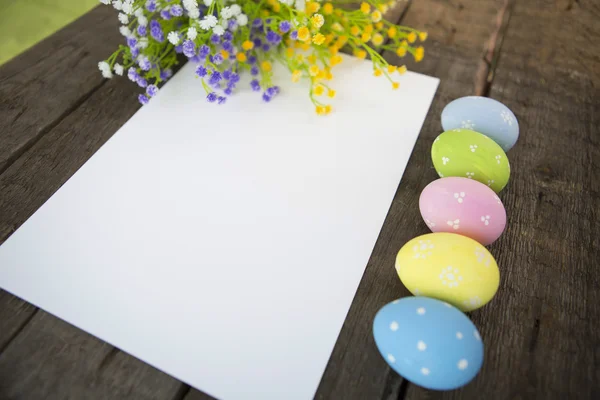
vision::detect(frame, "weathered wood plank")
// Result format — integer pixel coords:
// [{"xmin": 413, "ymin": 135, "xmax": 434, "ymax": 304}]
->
[
  {"xmin": 0, "ymin": 5, "xmax": 120, "ymax": 174},
  {"xmin": 315, "ymin": 1, "xmax": 509, "ymax": 399},
  {"xmin": 405, "ymin": 0, "xmax": 600, "ymax": 399}
]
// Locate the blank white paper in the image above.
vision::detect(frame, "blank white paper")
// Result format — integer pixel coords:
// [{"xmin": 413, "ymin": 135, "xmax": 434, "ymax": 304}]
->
[{"xmin": 0, "ymin": 56, "xmax": 438, "ymax": 400}]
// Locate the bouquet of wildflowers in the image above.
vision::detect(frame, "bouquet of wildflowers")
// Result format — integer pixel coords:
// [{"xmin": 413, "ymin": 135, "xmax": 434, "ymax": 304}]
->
[{"xmin": 98, "ymin": 0, "xmax": 426, "ymax": 114}]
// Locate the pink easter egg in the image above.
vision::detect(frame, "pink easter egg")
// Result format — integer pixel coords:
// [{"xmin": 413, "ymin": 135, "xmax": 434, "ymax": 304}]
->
[{"xmin": 419, "ymin": 177, "xmax": 507, "ymax": 245}]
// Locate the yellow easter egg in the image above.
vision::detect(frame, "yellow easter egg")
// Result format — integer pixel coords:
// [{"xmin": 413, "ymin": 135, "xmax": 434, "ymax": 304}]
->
[{"xmin": 396, "ymin": 233, "xmax": 499, "ymax": 311}]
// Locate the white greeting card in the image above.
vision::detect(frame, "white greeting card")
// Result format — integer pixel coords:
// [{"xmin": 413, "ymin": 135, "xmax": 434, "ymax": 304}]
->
[{"xmin": 0, "ymin": 56, "xmax": 438, "ymax": 400}]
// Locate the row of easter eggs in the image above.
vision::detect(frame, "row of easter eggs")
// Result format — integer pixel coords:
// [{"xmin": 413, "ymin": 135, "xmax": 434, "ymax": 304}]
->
[{"xmin": 372, "ymin": 97, "xmax": 519, "ymax": 391}]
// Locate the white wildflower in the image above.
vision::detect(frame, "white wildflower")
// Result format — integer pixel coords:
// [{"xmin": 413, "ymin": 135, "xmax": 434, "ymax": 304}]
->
[
  {"xmin": 98, "ymin": 61, "xmax": 113, "ymax": 78},
  {"xmin": 203, "ymin": 0, "xmax": 214, "ymax": 6},
  {"xmin": 236, "ymin": 13, "xmax": 248, "ymax": 26},
  {"xmin": 114, "ymin": 63, "xmax": 124, "ymax": 76},
  {"xmin": 134, "ymin": 7, "xmax": 144, "ymax": 18},
  {"xmin": 183, "ymin": 0, "xmax": 198, "ymax": 10},
  {"xmin": 199, "ymin": 15, "xmax": 218, "ymax": 30},
  {"xmin": 230, "ymin": 4, "xmax": 241, "ymax": 15},
  {"xmin": 187, "ymin": 27, "xmax": 198, "ymax": 40},
  {"xmin": 119, "ymin": 26, "xmax": 132, "ymax": 37},
  {"xmin": 280, "ymin": 0, "xmax": 294, "ymax": 5},
  {"xmin": 99, "ymin": 0, "xmax": 111, "ymax": 5},
  {"xmin": 118, "ymin": 13, "xmax": 129, "ymax": 24},
  {"xmin": 112, "ymin": 0, "xmax": 122, "ymax": 10},
  {"xmin": 122, "ymin": 0, "xmax": 134, "ymax": 14},
  {"xmin": 220, "ymin": 6, "xmax": 233, "ymax": 20},
  {"xmin": 213, "ymin": 24, "xmax": 225, "ymax": 36},
  {"xmin": 138, "ymin": 37, "xmax": 149, "ymax": 49},
  {"xmin": 188, "ymin": 8, "xmax": 200, "ymax": 18},
  {"xmin": 138, "ymin": 15, "xmax": 148, "ymax": 26},
  {"xmin": 294, "ymin": 0, "xmax": 305, "ymax": 12},
  {"xmin": 167, "ymin": 31, "xmax": 180, "ymax": 45}
]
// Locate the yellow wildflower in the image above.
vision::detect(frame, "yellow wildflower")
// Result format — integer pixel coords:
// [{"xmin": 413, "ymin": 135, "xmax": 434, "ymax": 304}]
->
[
  {"xmin": 323, "ymin": 3, "xmax": 333, "ymax": 15},
  {"xmin": 397, "ymin": 65, "xmax": 407, "ymax": 74},
  {"xmin": 378, "ymin": 4, "xmax": 389, "ymax": 13},
  {"xmin": 316, "ymin": 106, "xmax": 326, "ymax": 115},
  {"xmin": 296, "ymin": 54, "xmax": 304, "ymax": 63},
  {"xmin": 371, "ymin": 10, "xmax": 382, "ymax": 22},
  {"xmin": 325, "ymin": 105, "xmax": 332, "ymax": 114},
  {"xmin": 387, "ymin": 27, "xmax": 397, "ymax": 38},
  {"xmin": 314, "ymin": 85, "xmax": 325, "ymax": 96},
  {"xmin": 301, "ymin": 43, "xmax": 311, "ymax": 51},
  {"xmin": 354, "ymin": 49, "xmax": 367, "ymax": 59},
  {"xmin": 408, "ymin": 32, "xmax": 417, "ymax": 43},
  {"xmin": 361, "ymin": 32, "xmax": 372, "ymax": 43},
  {"xmin": 242, "ymin": 40, "xmax": 254, "ymax": 51},
  {"xmin": 261, "ymin": 61, "xmax": 272, "ymax": 72},
  {"xmin": 414, "ymin": 46, "xmax": 424, "ymax": 62},
  {"xmin": 392, "ymin": 82, "xmax": 400, "ymax": 90},
  {"xmin": 375, "ymin": 22, "xmax": 384, "ymax": 29},
  {"xmin": 272, "ymin": 2, "xmax": 281, "ymax": 12},
  {"xmin": 307, "ymin": 54, "xmax": 317, "ymax": 64},
  {"xmin": 311, "ymin": 14, "xmax": 325, "ymax": 29},
  {"xmin": 261, "ymin": 10, "xmax": 270, "ymax": 17},
  {"xmin": 292, "ymin": 70, "xmax": 302, "ymax": 82},
  {"xmin": 364, "ymin": 24, "xmax": 374, "ymax": 34},
  {"xmin": 336, "ymin": 35, "xmax": 348, "ymax": 47},
  {"xmin": 298, "ymin": 26, "xmax": 311, "ymax": 42},
  {"xmin": 387, "ymin": 65, "xmax": 397, "ymax": 73},
  {"xmin": 329, "ymin": 46, "xmax": 339, "ymax": 55},
  {"xmin": 325, "ymin": 69, "xmax": 333, "ymax": 80},
  {"xmin": 374, "ymin": 69, "xmax": 383, "ymax": 77},
  {"xmin": 372, "ymin": 33, "xmax": 384, "ymax": 46},
  {"xmin": 286, "ymin": 47, "xmax": 295, "ymax": 58},
  {"xmin": 350, "ymin": 26, "xmax": 360, "ymax": 36},
  {"xmin": 313, "ymin": 33, "xmax": 326, "ymax": 45},
  {"xmin": 360, "ymin": 2, "xmax": 370, "ymax": 14},
  {"xmin": 396, "ymin": 47, "xmax": 407, "ymax": 57},
  {"xmin": 325, "ymin": 34, "xmax": 334, "ymax": 44},
  {"xmin": 330, "ymin": 54, "xmax": 343, "ymax": 66},
  {"xmin": 306, "ymin": 1, "xmax": 320, "ymax": 13},
  {"xmin": 317, "ymin": 69, "xmax": 326, "ymax": 79},
  {"xmin": 332, "ymin": 22, "xmax": 343, "ymax": 32},
  {"xmin": 419, "ymin": 32, "xmax": 428, "ymax": 41},
  {"xmin": 309, "ymin": 65, "xmax": 320, "ymax": 76},
  {"xmin": 334, "ymin": 9, "xmax": 343, "ymax": 17},
  {"xmin": 327, "ymin": 89, "xmax": 336, "ymax": 98},
  {"xmin": 236, "ymin": 52, "xmax": 247, "ymax": 62},
  {"xmin": 221, "ymin": 50, "xmax": 230, "ymax": 59}
]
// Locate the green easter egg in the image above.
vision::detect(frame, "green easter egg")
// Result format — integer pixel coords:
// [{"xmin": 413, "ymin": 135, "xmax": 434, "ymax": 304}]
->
[{"xmin": 431, "ymin": 129, "xmax": 510, "ymax": 193}]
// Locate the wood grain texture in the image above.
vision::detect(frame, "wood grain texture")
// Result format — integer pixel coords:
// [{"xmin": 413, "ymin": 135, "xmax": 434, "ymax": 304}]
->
[
  {"xmin": 0, "ymin": 5, "xmax": 118, "ymax": 174},
  {"xmin": 405, "ymin": 0, "xmax": 600, "ymax": 399}
]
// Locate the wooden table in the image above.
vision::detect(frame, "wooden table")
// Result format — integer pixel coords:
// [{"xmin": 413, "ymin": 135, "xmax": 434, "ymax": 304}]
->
[{"xmin": 1, "ymin": 1, "xmax": 598, "ymax": 399}]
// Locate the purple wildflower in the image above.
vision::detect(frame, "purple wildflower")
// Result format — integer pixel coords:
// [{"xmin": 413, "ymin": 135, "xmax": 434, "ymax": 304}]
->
[
  {"xmin": 131, "ymin": 47, "xmax": 140, "ymax": 58},
  {"xmin": 146, "ymin": 85, "xmax": 158, "ymax": 97},
  {"xmin": 160, "ymin": 69, "xmax": 173, "ymax": 80},
  {"xmin": 253, "ymin": 38, "xmax": 262, "ymax": 47},
  {"xmin": 137, "ymin": 76, "xmax": 148, "ymax": 88},
  {"xmin": 170, "ymin": 5, "xmax": 183, "ymax": 16},
  {"xmin": 290, "ymin": 30, "xmax": 298, "ymax": 40},
  {"xmin": 266, "ymin": 86, "xmax": 280, "ymax": 97},
  {"xmin": 182, "ymin": 40, "xmax": 196, "ymax": 58},
  {"xmin": 138, "ymin": 94, "xmax": 149, "ymax": 105},
  {"xmin": 230, "ymin": 73, "xmax": 240, "ymax": 83},
  {"xmin": 222, "ymin": 41, "xmax": 233, "ymax": 52},
  {"xmin": 207, "ymin": 92, "xmax": 218, "ymax": 103},
  {"xmin": 137, "ymin": 25, "xmax": 147, "ymax": 36},
  {"xmin": 248, "ymin": 55, "xmax": 257, "ymax": 64},
  {"xmin": 195, "ymin": 65, "xmax": 208, "ymax": 77},
  {"xmin": 146, "ymin": 1, "xmax": 157, "ymax": 12},
  {"xmin": 262, "ymin": 92, "xmax": 272, "ymax": 102},
  {"xmin": 250, "ymin": 80, "xmax": 261, "ymax": 92},
  {"xmin": 160, "ymin": 9, "xmax": 171, "ymax": 19},
  {"xmin": 127, "ymin": 67, "xmax": 138, "ymax": 82},
  {"xmin": 213, "ymin": 53, "xmax": 224, "ymax": 65},
  {"xmin": 210, "ymin": 34, "xmax": 221, "ymax": 44},
  {"xmin": 138, "ymin": 57, "xmax": 151, "ymax": 71},
  {"xmin": 150, "ymin": 20, "xmax": 160, "ymax": 29},
  {"xmin": 262, "ymin": 43, "xmax": 271, "ymax": 52},
  {"xmin": 228, "ymin": 19, "xmax": 237, "ymax": 30},
  {"xmin": 223, "ymin": 32, "xmax": 233, "ymax": 41},
  {"xmin": 150, "ymin": 22, "xmax": 164, "ymax": 42},
  {"xmin": 265, "ymin": 18, "xmax": 272, "ymax": 25},
  {"xmin": 175, "ymin": 45, "xmax": 183, "ymax": 54},
  {"xmin": 279, "ymin": 21, "xmax": 291, "ymax": 33},
  {"xmin": 266, "ymin": 31, "xmax": 281, "ymax": 44},
  {"xmin": 208, "ymin": 71, "xmax": 222, "ymax": 85},
  {"xmin": 127, "ymin": 37, "xmax": 138, "ymax": 48},
  {"xmin": 217, "ymin": 96, "xmax": 227, "ymax": 104},
  {"xmin": 252, "ymin": 18, "xmax": 263, "ymax": 28},
  {"xmin": 198, "ymin": 45, "xmax": 211, "ymax": 58},
  {"xmin": 224, "ymin": 87, "xmax": 233, "ymax": 95},
  {"xmin": 222, "ymin": 69, "xmax": 232, "ymax": 80},
  {"xmin": 250, "ymin": 65, "xmax": 259, "ymax": 76},
  {"xmin": 190, "ymin": 54, "xmax": 204, "ymax": 63}
]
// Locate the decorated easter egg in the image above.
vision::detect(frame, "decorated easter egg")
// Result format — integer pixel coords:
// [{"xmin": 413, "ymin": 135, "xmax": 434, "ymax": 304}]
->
[
  {"xmin": 441, "ymin": 96, "xmax": 519, "ymax": 152},
  {"xmin": 431, "ymin": 129, "xmax": 510, "ymax": 193},
  {"xmin": 373, "ymin": 297, "xmax": 484, "ymax": 390},
  {"xmin": 396, "ymin": 233, "xmax": 499, "ymax": 311},
  {"xmin": 419, "ymin": 177, "xmax": 506, "ymax": 245}
]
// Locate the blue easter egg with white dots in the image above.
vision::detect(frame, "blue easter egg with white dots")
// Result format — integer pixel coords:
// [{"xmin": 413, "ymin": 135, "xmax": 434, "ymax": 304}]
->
[
  {"xmin": 441, "ymin": 96, "xmax": 519, "ymax": 152},
  {"xmin": 373, "ymin": 297, "xmax": 484, "ymax": 390}
]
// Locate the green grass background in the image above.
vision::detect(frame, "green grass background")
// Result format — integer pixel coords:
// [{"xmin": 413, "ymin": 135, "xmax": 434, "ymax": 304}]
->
[{"xmin": 0, "ymin": 0, "xmax": 99, "ymax": 66}]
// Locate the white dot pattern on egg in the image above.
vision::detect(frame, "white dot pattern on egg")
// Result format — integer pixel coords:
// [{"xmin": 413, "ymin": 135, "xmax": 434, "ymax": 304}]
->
[{"xmin": 373, "ymin": 297, "xmax": 484, "ymax": 390}]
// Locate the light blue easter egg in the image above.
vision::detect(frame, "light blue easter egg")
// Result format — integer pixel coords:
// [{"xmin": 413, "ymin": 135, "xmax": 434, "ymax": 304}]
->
[
  {"xmin": 373, "ymin": 297, "xmax": 484, "ymax": 390},
  {"xmin": 441, "ymin": 96, "xmax": 519, "ymax": 152}
]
